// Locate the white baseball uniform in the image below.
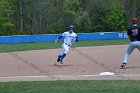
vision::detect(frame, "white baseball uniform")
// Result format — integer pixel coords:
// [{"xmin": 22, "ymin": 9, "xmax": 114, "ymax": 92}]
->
[{"xmin": 61, "ymin": 31, "xmax": 77, "ymax": 54}]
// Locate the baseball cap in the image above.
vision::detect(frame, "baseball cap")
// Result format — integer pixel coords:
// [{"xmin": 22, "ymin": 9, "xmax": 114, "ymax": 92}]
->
[{"xmin": 133, "ymin": 18, "xmax": 138, "ymax": 24}]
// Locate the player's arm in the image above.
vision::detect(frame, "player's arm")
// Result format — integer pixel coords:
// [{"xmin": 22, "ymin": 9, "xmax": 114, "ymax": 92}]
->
[
  {"xmin": 55, "ymin": 35, "xmax": 63, "ymax": 43},
  {"xmin": 76, "ymin": 36, "xmax": 79, "ymax": 42},
  {"xmin": 127, "ymin": 28, "xmax": 131, "ymax": 40},
  {"xmin": 58, "ymin": 35, "xmax": 63, "ymax": 40},
  {"xmin": 55, "ymin": 32, "xmax": 66, "ymax": 43}
]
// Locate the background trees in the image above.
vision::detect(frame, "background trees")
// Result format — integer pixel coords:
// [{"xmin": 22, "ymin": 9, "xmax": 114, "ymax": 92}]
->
[
  {"xmin": 0, "ymin": 0, "xmax": 14, "ymax": 35},
  {"xmin": 106, "ymin": 3, "xmax": 125, "ymax": 31},
  {"xmin": 0, "ymin": 0, "xmax": 140, "ymax": 35}
]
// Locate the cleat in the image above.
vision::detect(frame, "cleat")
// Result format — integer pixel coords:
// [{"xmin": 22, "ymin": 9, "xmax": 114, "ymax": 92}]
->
[
  {"xmin": 60, "ymin": 60, "xmax": 63, "ymax": 64},
  {"xmin": 57, "ymin": 58, "xmax": 60, "ymax": 62},
  {"xmin": 121, "ymin": 63, "xmax": 126, "ymax": 69},
  {"xmin": 60, "ymin": 62, "xmax": 63, "ymax": 64},
  {"xmin": 57, "ymin": 55, "xmax": 61, "ymax": 62}
]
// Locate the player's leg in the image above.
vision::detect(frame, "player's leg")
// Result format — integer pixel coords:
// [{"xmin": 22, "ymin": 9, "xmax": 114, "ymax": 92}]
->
[
  {"xmin": 57, "ymin": 43, "xmax": 69, "ymax": 63},
  {"xmin": 57, "ymin": 55, "xmax": 61, "ymax": 62},
  {"xmin": 60, "ymin": 43, "xmax": 69, "ymax": 62},
  {"xmin": 121, "ymin": 42, "xmax": 135, "ymax": 68},
  {"xmin": 57, "ymin": 44, "xmax": 65, "ymax": 62},
  {"xmin": 136, "ymin": 41, "xmax": 140, "ymax": 52},
  {"xmin": 137, "ymin": 47, "xmax": 140, "ymax": 51}
]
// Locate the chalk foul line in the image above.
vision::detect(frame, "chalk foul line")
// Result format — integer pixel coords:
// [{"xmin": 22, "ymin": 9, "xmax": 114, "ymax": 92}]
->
[{"xmin": 1, "ymin": 74, "xmax": 140, "ymax": 79}]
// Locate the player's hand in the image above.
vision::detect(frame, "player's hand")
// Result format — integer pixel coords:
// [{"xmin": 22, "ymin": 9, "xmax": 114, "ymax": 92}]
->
[
  {"xmin": 55, "ymin": 39, "xmax": 58, "ymax": 43},
  {"xmin": 76, "ymin": 36, "xmax": 78, "ymax": 42}
]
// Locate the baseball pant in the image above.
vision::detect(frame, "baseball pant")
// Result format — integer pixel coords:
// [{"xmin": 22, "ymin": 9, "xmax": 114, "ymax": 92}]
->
[{"xmin": 123, "ymin": 41, "xmax": 140, "ymax": 63}]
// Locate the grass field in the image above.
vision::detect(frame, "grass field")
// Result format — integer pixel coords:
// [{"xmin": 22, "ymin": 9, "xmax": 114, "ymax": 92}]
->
[
  {"xmin": 0, "ymin": 39, "xmax": 129, "ymax": 53},
  {"xmin": 0, "ymin": 80, "xmax": 140, "ymax": 93},
  {"xmin": 1, "ymin": 39, "xmax": 140, "ymax": 93}
]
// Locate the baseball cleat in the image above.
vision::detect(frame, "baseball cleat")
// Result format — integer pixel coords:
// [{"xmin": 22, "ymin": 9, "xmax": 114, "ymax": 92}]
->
[
  {"xmin": 57, "ymin": 55, "xmax": 62, "ymax": 62},
  {"xmin": 57, "ymin": 58, "xmax": 60, "ymax": 62},
  {"xmin": 59, "ymin": 60, "xmax": 63, "ymax": 64},
  {"xmin": 121, "ymin": 63, "xmax": 126, "ymax": 69},
  {"xmin": 57, "ymin": 56, "xmax": 61, "ymax": 62},
  {"xmin": 60, "ymin": 62, "xmax": 63, "ymax": 64}
]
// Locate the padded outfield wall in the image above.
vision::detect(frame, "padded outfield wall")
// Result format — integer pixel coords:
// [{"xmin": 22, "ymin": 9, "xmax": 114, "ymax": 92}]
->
[{"xmin": 0, "ymin": 32, "xmax": 128, "ymax": 44}]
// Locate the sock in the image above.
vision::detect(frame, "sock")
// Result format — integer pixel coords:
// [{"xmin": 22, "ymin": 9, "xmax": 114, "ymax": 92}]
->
[
  {"xmin": 58, "ymin": 55, "xmax": 62, "ymax": 58},
  {"xmin": 123, "ymin": 53, "xmax": 129, "ymax": 64},
  {"xmin": 60, "ymin": 53, "xmax": 66, "ymax": 61}
]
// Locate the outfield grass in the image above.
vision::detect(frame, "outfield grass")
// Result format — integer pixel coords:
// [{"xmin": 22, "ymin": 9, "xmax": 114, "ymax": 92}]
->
[
  {"xmin": 0, "ymin": 39, "xmax": 130, "ymax": 53},
  {"xmin": 0, "ymin": 80, "xmax": 140, "ymax": 93}
]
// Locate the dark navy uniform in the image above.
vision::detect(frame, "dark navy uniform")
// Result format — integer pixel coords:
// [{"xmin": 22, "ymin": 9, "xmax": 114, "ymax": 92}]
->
[
  {"xmin": 127, "ymin": 26, "xmax": 140, "ymax": 41},
  {"xmin": 121, "ymin": 18, "xmax": 140, "ymax": 68}
]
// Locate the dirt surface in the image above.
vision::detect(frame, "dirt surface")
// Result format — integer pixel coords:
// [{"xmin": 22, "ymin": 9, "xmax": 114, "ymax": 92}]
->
[{"xmin": 0, "ymin": 45, "xmax": 140, "ymax": 82}]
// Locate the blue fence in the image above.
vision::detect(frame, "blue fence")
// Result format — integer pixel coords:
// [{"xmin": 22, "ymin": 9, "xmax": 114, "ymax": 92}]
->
[
  {"xmin": 78, "ymin": 32, "xmax": 128, "ymax": 41},
  {"xmin": 0, "ymin": 32, "xmax": 128, "ymax": 44}
]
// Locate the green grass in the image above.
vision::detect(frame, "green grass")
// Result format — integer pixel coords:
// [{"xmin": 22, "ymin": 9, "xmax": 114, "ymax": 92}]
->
[
  {"xmin": 0, "ymin": 39, "xmax": 130, "ymax": 53},
  {"xmin": 0, "ymin": 80, "xmax": 140, "ymax": 93}
]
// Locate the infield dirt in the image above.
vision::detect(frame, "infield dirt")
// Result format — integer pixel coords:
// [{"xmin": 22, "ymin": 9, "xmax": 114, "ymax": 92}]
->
[{"xmin": 0, "ymin": 45, "xmax": 140, "ymax": 82}]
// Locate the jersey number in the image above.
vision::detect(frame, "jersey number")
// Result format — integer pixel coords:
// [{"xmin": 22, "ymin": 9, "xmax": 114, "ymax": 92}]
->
[
  {"xmin": 71, "ymin": 39, "xmax": 74, "ymax": 43},
  {"xmin": 132, "ymin": 29, "xmax": 138, "ymax": 36}
]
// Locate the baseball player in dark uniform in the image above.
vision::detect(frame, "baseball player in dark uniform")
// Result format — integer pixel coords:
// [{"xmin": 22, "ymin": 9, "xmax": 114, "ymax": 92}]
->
[{"xmin": 121, "ymin": 18, "xmax": 140, "ymax": 68}]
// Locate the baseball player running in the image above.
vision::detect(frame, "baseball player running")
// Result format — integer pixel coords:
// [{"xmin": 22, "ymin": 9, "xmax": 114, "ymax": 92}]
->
[
  {"xmin": 121, "ymin": 18, "xmax": 140, "ymax": 68},
  {"xmin": 55, "ymin": 25, "xmax": 78, "ymax": 65}
]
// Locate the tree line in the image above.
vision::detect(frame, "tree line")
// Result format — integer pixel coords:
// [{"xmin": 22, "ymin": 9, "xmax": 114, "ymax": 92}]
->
[{"xmin": 0, "ymin": 0, "xmax": 140, "ymax": 35}]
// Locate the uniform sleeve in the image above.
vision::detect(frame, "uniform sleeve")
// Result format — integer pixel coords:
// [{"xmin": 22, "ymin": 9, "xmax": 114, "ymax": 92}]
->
[
  {"xmin": 76, "ymin": 36, "xmax": 78, "ymax": 42},
  {"xmin": 62, "ymin": 32, "xmax": 66, "ymax": 37},
  {"xmin": 75, "ymin": 34, "xmax": 78, "ymax": 42},
  {"xmin": 127, "ymin": 28, "xmax": 131, "ymax": 36}
]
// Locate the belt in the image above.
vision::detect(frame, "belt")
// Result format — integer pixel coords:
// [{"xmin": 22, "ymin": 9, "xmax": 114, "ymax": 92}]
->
[{"xmin": 65, "ymin": 43, "xmax": 70, "ymax": 47}]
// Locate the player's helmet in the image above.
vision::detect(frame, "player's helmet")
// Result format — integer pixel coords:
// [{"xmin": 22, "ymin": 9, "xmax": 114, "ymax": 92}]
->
[
  {"xmin": 68, "ymin": 25, "xmax": 74, "ymax": 30},
  {"xmin": 132, "ymin": 18, "xmax": 138, "ymax": 24},
  {"xmin": 68, "ymin": 25, "xmax": 74, "ymax": 33}
]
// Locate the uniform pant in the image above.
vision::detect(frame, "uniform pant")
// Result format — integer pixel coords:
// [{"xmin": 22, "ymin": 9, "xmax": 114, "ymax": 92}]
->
[
  {"xmin": 123, "ymin": 41, "xmax": 140, "ymax": 63},
  {"xmin": 62, "ymin": 43, "xmax": 70, "ymax": 54},
  {"xmin": 57, "ymin": 43, "xmax": 70, "ymax": 61}
]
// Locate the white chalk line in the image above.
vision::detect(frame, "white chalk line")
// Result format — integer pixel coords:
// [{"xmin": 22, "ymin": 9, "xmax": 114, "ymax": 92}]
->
[{"xmin": 1, "ymin": 74, "xmax": 140, "ymax": 79}]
